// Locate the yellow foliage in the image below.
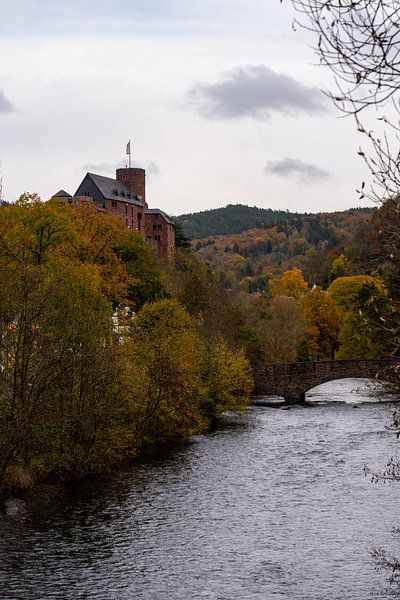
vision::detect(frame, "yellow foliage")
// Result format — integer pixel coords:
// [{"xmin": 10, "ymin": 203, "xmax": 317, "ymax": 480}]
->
[
  {"xmin": 127, "ymin": 299, "xmax": 206, "ymax": 448},
  {"xmin": 270, "ymin": 268, "xmax": 308, "ymax": 299},
  {"xmin": 201, "ymin": 340, "xmax": 254, "ymax": 422},
  {"xmin": 328, "ymin": 275, "xmax": 378, "ymax": 311},
  {"xmin": 328, "ymin": 275, "xmax": 385, "ymax": 359},
  {"xmin": 302, "ymin": 286, "xmax": 341, "ymax": 358}
]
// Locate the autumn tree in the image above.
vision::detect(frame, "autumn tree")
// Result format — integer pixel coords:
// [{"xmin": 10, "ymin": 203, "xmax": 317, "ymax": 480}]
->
[
  {"xmin": 0, "ymin": 261, "xmax": 118, "ymax": 482},
  {"xmin": 263, "ymin": 295, "xmax": 307, "ymax": 363},
  {"xmin": 116, "ymin": 231, "xmax": 165, "ymax": 310},
  {"xmin": 35, "ymin": 260, "xmax": 120, "ymax": 478},
  {"xmin": 168, "ymin": 252, "xmax": 245, "ymax": 349},
  {"xmin": 0, "ymin": 196, "xmax": 255, "ymax": 492},
  {"xmin": 117, "ymin": 295, "xmax": 255, "ymax": 452},
  {"xmin": 201, "ymin": 340, "xmax": 254, "ymax": 425},
  {"xmin": 301, "ymin": 286, "xmax": 341, "ymax": 359},
  {"xmin": 0, "ymin": 198, "xmax": 69, "ymax": 481},
  {"xmin": 58, "ymin": 201, "xmax": 131, "ymax": 305},
  {"xmin": 269, "ymin": 268, "xmax": 308, "ymax": 299},
  {"xmin": 0, "ymin": 198, "xmax": 155, "ymax": 486},
  {"xmin": 328, "ymin": 275, "xmax": 385, "ymax": 358},
  {"xmin": 231, "ymin": 291, "xmax": 273, "ymax": 366},
  {"xmin": 127, "ymin": 298, "xmax": 206, "ymax": 449},
  {"xmin": 330, "ymin": 254, "xmax": 349, "ymax": 280}
]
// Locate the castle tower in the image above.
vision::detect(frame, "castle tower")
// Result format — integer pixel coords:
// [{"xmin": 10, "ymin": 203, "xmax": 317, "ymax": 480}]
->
[{"xmin": 116, "ymin": 168, "xmax": 147, "ymax": 210}]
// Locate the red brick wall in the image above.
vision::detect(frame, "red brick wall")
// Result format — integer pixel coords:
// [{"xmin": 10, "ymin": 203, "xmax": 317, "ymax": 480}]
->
[
  {"xmin": 146, "ymin": 213, "xmax": 175, "ymax": 257},
  {"xmin": 106, "ymin": 198, "xmax": 144, "ymax": 232},
  {"xmin": 116, "ymin": 168, "xmax": 147, "ymax": 210}
]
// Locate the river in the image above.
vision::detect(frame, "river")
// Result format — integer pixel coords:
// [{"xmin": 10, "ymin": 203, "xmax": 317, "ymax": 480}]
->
[{"xmin": 1, "ymin": 379, "xmax": 400, "ymax": 599}]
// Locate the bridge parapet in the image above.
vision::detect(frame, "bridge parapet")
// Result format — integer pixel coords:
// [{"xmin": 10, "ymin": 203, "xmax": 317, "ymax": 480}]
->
[{"xmin": 253, "ymin": 359, "xmax": 399, "ymax": 404}]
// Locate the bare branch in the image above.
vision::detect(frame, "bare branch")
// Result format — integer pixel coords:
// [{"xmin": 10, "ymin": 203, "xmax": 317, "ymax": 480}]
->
[{"xmin": 289, "ymin": 0, "xmax": 400, "ymax": 202}]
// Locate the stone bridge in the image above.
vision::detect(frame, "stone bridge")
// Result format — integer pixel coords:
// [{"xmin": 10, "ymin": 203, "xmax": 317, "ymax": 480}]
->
[{"xmin": 253, "ymin": 359, "xmax": 399, "ymax": 404}]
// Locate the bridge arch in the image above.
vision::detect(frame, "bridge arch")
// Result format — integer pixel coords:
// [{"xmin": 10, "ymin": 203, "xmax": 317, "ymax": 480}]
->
[
  {"xmin": 302, "ymin": 376, "xmax": 378, "ymax": 403},
  {"xmin": 253, "ymin": 359, "xmax": 398, "ymax": 405}
]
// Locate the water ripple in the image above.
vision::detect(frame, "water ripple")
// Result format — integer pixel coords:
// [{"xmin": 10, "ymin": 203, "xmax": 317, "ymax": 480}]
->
[{"xmin": 0, "ymin": 379, "xmax": 399, "ymax": 599}]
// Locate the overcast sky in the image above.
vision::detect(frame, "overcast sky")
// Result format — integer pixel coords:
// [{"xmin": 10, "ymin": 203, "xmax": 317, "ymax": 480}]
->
[{"xmin": 0, "ymin": 0, "xmax": 374, "ymax": 215}]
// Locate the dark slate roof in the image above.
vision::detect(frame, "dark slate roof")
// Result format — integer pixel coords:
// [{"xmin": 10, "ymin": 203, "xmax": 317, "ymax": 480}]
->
[
  {"xmin": 87, "ymin": 173, "xmax": 143, "ymax": 206},
  {"xmin": 147, "ymin": 208, "xmax": 174, "ymax": 225},
  {"xmin": 52, "ymin": 189, "xmax": 72, "ymax": 198}
]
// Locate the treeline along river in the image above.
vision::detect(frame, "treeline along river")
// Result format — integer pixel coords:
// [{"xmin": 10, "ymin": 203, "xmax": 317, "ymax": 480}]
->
[{"xmin": 1, "ymin": 380, "xmax": 400, "ymax": 599}]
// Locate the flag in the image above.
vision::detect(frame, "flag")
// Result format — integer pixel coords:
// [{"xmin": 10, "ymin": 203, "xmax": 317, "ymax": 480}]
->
[{"xmin": 126, "ymin": 140, "xmax": 131, "ymax": 155}]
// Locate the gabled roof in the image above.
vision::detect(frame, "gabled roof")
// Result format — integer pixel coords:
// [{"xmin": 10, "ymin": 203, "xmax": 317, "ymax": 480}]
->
[
  {"xmin": 52, "ymin": 189, "xmax": 72, "ymax": 198},
  {"xmin": 85, "ymin": 173, "xmax": 143, "ymax": 206},
  {"xmin": 147, "ymin": 208, "xmax": 174, "ymax": 225}
]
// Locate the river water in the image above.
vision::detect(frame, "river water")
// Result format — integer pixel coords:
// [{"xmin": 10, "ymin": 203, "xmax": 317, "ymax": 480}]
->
[{"xmin": 1, "ymin": 379, "xmax": 400, "ymax": 599}]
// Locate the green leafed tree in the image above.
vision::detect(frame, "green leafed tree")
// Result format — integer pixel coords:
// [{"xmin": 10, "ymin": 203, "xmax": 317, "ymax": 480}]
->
[
  {"xmin": 201, "ymin": 340, "xmax": 254, "ymax": 426},
  {"xmin": 127, "ymin": 298, "xmax": 206, "ymax": 449},
  {"xmin": 328, "ymin": 275, "xmax": 385, "ymax": 358}
]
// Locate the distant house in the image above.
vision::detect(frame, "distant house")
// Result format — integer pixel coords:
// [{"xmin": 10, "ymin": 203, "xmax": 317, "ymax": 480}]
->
[{"xmin": 52, "ymin": 167, "xmax": 175, "ymax": 257}]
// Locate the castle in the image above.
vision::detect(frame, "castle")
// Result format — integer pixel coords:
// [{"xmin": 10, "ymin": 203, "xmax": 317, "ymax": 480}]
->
[{"xmin": 52, "ymin": 167, "xmax": 175, "ymax": 256}]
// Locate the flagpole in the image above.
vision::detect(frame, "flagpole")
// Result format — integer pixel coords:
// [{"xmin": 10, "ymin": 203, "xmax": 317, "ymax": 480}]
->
[{"xmin": 129, "ymin": 139, "xmax": 131, "ymax": 168}]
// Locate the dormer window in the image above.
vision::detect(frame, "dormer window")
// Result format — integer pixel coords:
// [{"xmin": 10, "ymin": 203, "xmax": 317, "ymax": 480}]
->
[
  {"xmin": 127, "ymin": 193, "xmax": 131, "ymax": 199},
  {"xmin": 121, "ymin": 191, "xmax": 125, "ymax": 197},
  {"xmin": 112, "ymin": 188, "xmax": 118, "ymax": 196}
]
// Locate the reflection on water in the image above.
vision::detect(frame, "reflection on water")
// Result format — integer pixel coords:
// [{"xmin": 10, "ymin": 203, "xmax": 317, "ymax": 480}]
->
[
  {"xmin": 0, "ymin": 379, "xmax": 400, "ymax": 599},
  {"xmin": 306, "ymin": 377, "xmax": 392, "ymax": 404}
]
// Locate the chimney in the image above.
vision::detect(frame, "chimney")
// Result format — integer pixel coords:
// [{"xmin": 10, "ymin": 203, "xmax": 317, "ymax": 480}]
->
[{"xmin": 116, "ymin": 168, "xmax": 147, "ymax": 210}]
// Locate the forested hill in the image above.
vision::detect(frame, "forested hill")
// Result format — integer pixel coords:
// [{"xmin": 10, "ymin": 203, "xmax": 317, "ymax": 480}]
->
[
  {"xmin": 176, "ymin": 203, "xmax": 372, "ymax": 239},
  {"xmin": 190, "ymin": 206, "xmax": 375, "ymax": 290}
]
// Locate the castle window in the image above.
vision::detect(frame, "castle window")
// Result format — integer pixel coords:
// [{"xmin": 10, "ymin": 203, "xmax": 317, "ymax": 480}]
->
[
  {"xmin": 112, "ymin": 201, "xmax": 117, "ymax": 208},
  {"xmin": 157, "ymin": 224, "xmax": 162, "ymax": 230},
  {"xmin": 154, "ymin": 234, "xmax": 161, "ymax": 241},
  {"xmin": 153, "ymin": 224, "xmax": 157, "ymax": 230}
]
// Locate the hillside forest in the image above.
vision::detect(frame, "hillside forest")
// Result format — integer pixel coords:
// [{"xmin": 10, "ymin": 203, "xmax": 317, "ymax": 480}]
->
[
  {"xmin": 0, "ymin": 196, "xmax": 398, "ymax": 494},
  {"xmin": 177, "ymin": 202, "xmax": 400, "ymax": 363}
]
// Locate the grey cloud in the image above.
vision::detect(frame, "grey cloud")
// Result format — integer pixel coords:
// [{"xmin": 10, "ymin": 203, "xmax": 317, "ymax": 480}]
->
[
  {"xmin": 0, "ymin": 88, "xmax": 14, "ymax": 113},
  {"xmin": 265, "ymin": 157, "xmax": 330, "ymax": 183},
  {"xmin": 81, "ymin": 160, "xmax": 161, "ymax": 177},
  {"xmin": 82, "ymin": 162, "xmax": 120, "ymax": 173},
  {"xmin": 186, "ymin": 65, "xmax": 326, "ymax": 120}
]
